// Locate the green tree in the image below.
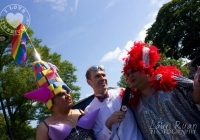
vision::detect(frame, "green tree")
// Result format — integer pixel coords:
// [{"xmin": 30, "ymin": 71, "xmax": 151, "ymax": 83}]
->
[
  {"xmin": 145, "ymin": 0, "xmax": 200, "ymax": 60},
  {"xmin": 117, "ymin": 75, "xmax": 129, "ymax": 88},
  {"xmin": 0, "ymin": 18, "xmax": 80, "ymax": 139},
  {"xmin": 117, "ymin": 54, "xmax": 189, "ymax": 88},
  {"xmin": 0, "ymin": 114, "xmax": 9, "ymax": 140}
]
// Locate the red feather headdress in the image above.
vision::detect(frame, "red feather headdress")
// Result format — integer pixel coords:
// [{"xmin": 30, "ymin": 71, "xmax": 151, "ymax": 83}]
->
[
  {"xmin": 121, "ymin": 41, "xmax": 182, "ymax": 108},
  {"xmin": 122, "ymin": 41, "xmax": 160, "ymax": 75}
]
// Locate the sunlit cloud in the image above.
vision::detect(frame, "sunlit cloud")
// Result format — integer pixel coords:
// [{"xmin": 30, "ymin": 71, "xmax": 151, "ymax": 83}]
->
[
  {"xmin": 100, "ymin": 47, "xmax": 121, "ymax": 62},
  {"xmin": 99, "ymin": 20, "xmax": 154, "ymax": 63},
  {"xmin": 100, "ymin": 0, "xmax": 171, "ymax": 63},
  {"xmin": 34, "ymin": 0, "xmax": 67, "ymax": 11},
  {"xmin": 105, "ymin": 0, "xmax": 119, "ymax": 9},
  {"xmin": 75, "ymin": 0, "xmax": 79, "ymax": 12},
  {"xmin": 135, "ymin": 21, "xmax": 154, "ymax": 42},
  {"xmin": 118, "ymin": 41, "xmax": 133, "ymax": 61},
  {"xmin": 150, "ymin": 0, "xmax": 170, "ymax": 7}
]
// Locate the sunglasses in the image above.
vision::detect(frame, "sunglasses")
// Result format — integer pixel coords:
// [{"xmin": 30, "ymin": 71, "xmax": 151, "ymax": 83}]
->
[{"xmin": 90, "ymin": 65, "xmax": 105, "ymax": 71}]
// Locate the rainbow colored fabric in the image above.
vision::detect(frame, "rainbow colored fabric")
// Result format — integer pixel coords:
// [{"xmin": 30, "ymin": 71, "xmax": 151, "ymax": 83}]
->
[
  {"xmin": 24, "ymin": 60, "xmax": 71, "ymax": 109},
  {"xmin": 11, "ymin": 23, "xmax": 29, "ymax": 65}
]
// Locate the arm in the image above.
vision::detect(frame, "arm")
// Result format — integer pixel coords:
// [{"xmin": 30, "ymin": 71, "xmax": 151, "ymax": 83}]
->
[
  {"xmin": 85, "ymin": 107, "xmax": 125, "ymax": 140},
  {"xmin": 192, "ymin": 66, "xmax": 200, "ymax": 104},
  {"xmin": 36, "ymin": 122, "xmax": 49, "ymax": 140}
]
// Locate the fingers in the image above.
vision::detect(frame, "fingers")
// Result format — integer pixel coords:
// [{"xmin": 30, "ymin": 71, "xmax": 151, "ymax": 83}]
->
[{"xmin": 112, "ymin": 111, "xmax": 125, "ymax": 122}]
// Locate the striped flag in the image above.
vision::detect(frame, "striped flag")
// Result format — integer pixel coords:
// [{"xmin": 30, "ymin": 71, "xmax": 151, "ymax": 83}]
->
[{"xmin": 11, "ymin": 23, "xmax": 29, "ymax": 65}]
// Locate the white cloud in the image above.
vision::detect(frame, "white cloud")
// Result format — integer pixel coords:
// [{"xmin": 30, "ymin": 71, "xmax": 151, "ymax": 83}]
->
[
  {"xmin": 150, "ymin": 0, "xmax": 170, "ymax": 7},
  {"xmin": 135, "ymin": 21, "xmax": 154, "ymax": 42},
  {"xmin": 99, "ymin": 21, "xmax": 154, "ymax": 63},
  {"xmin": 100, "ymin": 0, "xmax": 170, "ymax": 63},
  {"xmin": 34, "ymin": 0, "xmax": 67, "ymax": 11},
  {"xmin": 100, "ymin": 41, "xmax": 133, "ymax": 63},
  {"xmin": 150, "ymin": 0, "xmax": 157, "ymax": 5},
  {"xmin": 100, "ymin": 47, "xmax": 121, "ymax": 62},
  {"xmin": 118, "ymin": 41, "xmax": 133, "ymax": 61},
  {"xmin": 157, "ymin": 0, "xmax": 169, "ymax": 7},
  {"xmin": 105, "ymin": 0, "xmax": 119, "ymax": 9},
  {"xmin": 75, "ymin": 0, "xmax": 78, "ymax": 11},
  {"xmin": 148, "ymin": 11, "xmax": 158, "ymax": 20},
  {"xmin": 105, "ymin": 1, "xmax": 115, "ymax": 9}
]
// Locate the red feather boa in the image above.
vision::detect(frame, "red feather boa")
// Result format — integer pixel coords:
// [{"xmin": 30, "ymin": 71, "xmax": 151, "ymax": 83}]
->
[{"xmin": 150, "ymin": 65, "xmax": 182, "ymax": 91}]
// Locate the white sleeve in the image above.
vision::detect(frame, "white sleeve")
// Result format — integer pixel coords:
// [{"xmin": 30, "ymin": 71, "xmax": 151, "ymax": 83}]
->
[
  {"xmin": 85, "ymin": 106, "xmax": 112, "ymax": 140},
  {"xmin": 93, "ymin": 121, "xmax": 112, "ymax": 140}
]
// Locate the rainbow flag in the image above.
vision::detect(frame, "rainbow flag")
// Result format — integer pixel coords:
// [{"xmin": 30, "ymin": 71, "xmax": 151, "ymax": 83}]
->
[{"xmin": 11, "ymin": 23, "xmax": 29, "ymax": 65}]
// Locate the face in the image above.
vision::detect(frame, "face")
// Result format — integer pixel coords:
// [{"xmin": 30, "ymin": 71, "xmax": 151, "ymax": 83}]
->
[
  {"xmin": 87, "ymin": 70, "xmax": 108, "ymax": 94},
  {"xmin": 52, "ymin": 89, "xmax": 73, "ymax": 109},
  {"xmin": 126, "ymin": 69, "xmax": 149, "ymax": 90}
]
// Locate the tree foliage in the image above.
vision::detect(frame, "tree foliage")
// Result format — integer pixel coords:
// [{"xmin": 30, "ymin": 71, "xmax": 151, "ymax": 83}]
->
[
  {"xmin": 145, "ymin": 0, "xmax": 200, "ymax": 60},
  {"xmin": 0, "ymin": 18, "xmax": 80, "ymax": 139}
]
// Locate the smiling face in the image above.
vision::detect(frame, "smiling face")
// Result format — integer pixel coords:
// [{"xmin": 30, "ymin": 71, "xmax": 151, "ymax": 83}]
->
[
  {"xmin": 87, "ymin": 69, "xmax": 108, "ymax": 95},
  {"xmin": 126, "ymin": 69, "xmax": 150, "ymax": 90},
  {"xmin": 52, "ymin": 89, "xmax": 73, "ymax": 111}
]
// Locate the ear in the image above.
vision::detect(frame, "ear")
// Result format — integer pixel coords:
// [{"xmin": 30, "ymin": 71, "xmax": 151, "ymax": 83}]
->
[{"xmin": 87, "ymin": 79, "xmax": 92, "ymax": 86}]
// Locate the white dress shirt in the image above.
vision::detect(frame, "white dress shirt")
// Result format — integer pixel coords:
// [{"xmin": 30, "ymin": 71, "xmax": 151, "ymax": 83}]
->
[{"xmin": 85, "ymin": 88, "xmax": 143, "ymax": 140}]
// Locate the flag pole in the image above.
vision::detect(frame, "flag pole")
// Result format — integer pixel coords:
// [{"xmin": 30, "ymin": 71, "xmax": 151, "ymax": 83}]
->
[
  {"xmin": 22, "ymin": 24, "xmax": 41, "ymax": 61},
  {"xmin": 22, "ymin": 25, "xmax": 35, "ymax": 48}
]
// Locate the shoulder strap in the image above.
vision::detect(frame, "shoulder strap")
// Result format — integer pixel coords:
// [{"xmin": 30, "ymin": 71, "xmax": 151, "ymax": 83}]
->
[
  {"xmin": 42, "ymin": 120, "xmax": 49, "ymax": 131},
  {"xmin": 120, "ymin": 87, "xmax": 131, "ymax": 112},
  {"xmin": 79, "ymin": 109, "xmax": 84, "ymax": 114}
]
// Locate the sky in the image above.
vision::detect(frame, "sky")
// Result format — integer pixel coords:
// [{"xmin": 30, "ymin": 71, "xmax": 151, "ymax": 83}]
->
[{"xmin": 0, "ymin": 0, "xmax": 171, "ymax": 126}]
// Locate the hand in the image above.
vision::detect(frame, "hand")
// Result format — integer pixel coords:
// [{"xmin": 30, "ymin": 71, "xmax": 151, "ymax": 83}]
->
[
  {"xmin": 105, "ymin": 111, "xmax": 125, "ymax": 129},
  {"xmin": 193, "ymin": 66, "xmax": 200, "ymax": 89}
]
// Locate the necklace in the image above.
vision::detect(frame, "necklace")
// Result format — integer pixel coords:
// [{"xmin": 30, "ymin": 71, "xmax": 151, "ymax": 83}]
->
[{"xmin": 53, "ymin": 111, "xmax": 79, "ymax": 135}]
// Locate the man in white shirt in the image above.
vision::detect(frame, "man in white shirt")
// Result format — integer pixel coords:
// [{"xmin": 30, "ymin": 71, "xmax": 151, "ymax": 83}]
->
[{"xmin": 84, "ymin": 65, "xmax": 143, "ymax": 140}]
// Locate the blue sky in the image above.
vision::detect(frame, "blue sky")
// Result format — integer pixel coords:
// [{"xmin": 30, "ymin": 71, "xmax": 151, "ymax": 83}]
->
[{"xmin": 1, "ymin": 0, "xmax": 171, "ymax": 122}]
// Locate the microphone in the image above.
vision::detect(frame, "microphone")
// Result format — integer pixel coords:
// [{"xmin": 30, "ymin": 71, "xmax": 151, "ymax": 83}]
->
[
  {"xmin": 117, "ymin": 105, "xmax": 128, "ymax": 130},
  {"xmin": 117, "ymin": 87, "xmax": 131, "ymax": 130}
]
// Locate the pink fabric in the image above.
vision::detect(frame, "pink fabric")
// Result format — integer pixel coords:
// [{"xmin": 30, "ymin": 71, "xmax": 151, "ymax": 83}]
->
[
  {"xmin": 24, "ymin": 87, "xmax": 50, "ymax": 103},
  {"xmin": 34, "ymin": 66, "xmax": 44, "ymax": 75}
]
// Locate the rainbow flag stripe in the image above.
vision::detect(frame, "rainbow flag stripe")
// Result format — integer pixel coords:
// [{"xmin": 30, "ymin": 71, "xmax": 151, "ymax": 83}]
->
[{"xmin": 11, "ymin": 23, "xmax": 29, "ymax": 65}]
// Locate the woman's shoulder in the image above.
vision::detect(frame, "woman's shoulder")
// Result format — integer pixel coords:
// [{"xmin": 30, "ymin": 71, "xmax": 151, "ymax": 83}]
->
[{"xmin": 71, "ymin": 109, "xmax": 84, "ymax": 116}]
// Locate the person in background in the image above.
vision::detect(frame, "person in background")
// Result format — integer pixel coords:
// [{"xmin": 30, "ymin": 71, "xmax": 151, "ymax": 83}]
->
[
  {"xmin": 187, "ymin": 56, "xmax": 200, "ymax": 80},
  {"xmin": 122, "ymin": 41, "xmax": 200, "ymax": 140},
  {"xmin": 24, "ymin": 60, "xmax": 99, "ymax": 140},
  {"xmin": 84, "ymin": 65, "xmax": 143, "ymax": 140}
]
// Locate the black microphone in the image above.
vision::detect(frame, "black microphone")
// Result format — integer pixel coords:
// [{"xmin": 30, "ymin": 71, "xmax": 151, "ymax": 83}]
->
[{"xmin": 117, "ymin": 88, "xmax": 131, "ymax": 130}]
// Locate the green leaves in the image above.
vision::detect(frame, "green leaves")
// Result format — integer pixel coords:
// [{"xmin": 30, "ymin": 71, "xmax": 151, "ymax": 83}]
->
[{"xmin": 145, "ymin": 0, "xmax": 200, "ymax": 60}]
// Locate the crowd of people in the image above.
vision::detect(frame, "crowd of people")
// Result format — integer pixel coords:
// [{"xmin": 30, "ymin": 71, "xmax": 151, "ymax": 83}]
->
[{"xmin": 24, "ymin": 41, "xmax": 200, "ymax": 140}]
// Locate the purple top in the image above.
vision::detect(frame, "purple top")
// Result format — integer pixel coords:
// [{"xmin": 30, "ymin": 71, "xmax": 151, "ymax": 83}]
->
[{"xmin": 48, "ymin": 108, "xmax": 100, "ymax": 140}]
